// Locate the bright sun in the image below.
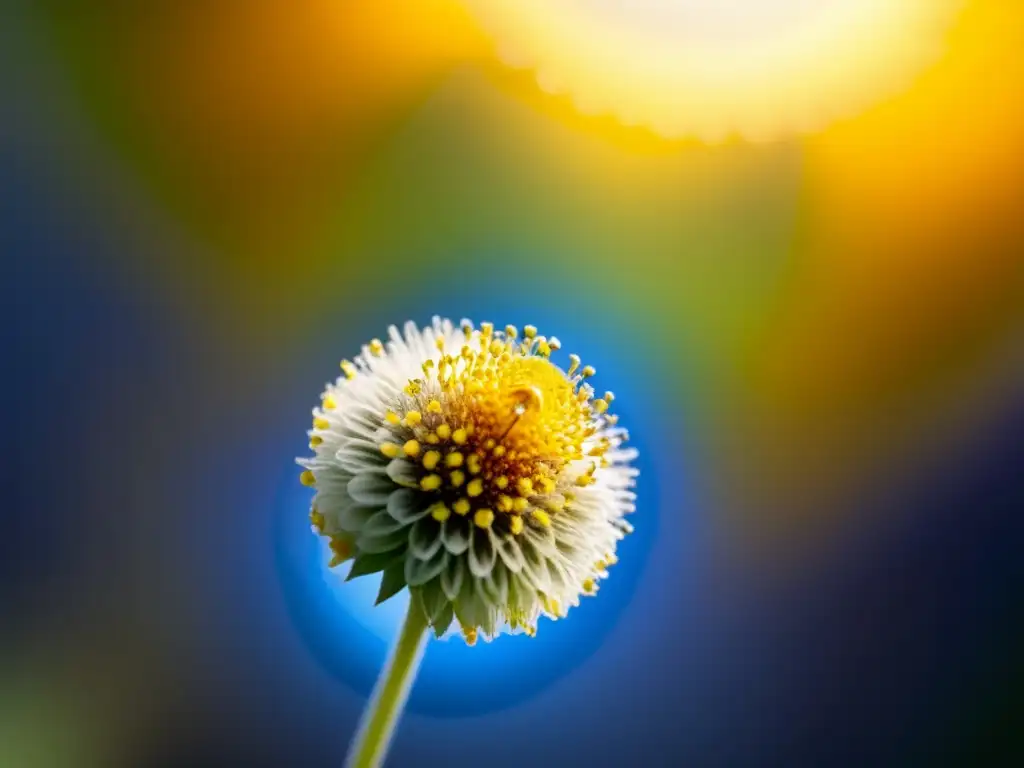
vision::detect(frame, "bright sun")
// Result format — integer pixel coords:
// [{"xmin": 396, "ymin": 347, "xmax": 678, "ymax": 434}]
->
[{"xmin": 463, "ymin": 0, "xmax": 964, "ymax": 141}]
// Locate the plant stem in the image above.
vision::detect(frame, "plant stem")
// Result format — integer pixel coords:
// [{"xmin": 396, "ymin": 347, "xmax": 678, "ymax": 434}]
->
[{"xmin": 344, "ymin": 600, "xmax": 430, "ymax": 768}]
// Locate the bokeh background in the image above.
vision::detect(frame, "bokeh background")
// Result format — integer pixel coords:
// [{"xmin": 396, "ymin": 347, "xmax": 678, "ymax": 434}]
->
[{"xmin": 3, "ymin": 1, "xmax": 1023, "ymax": 766}]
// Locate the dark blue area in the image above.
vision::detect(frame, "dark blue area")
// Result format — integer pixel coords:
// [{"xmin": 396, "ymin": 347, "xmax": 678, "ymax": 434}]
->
[{"xmin": 1, "ymin": 148, "xmax": 184, "ymax": 631}]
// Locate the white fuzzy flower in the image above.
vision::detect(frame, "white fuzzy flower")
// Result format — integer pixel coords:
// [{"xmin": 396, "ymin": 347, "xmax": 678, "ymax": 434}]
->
[{"xmin": 298, "ymin": 317, "xmax": 637, "ymax": 644}]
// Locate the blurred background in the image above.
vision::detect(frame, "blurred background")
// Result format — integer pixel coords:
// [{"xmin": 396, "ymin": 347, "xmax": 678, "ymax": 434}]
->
[{"xmin": 3, "ymin": 1, "xmax": 1023, "ymax": 765}]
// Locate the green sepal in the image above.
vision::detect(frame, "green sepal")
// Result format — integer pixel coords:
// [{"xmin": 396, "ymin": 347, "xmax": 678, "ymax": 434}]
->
[
  {"xmin": 415, "ymin": 579, "xmax": 448, "ymax": 623},
  {"xmin": 431, "ymin": 602, "xmax": 455, "ymax": 638},
  {"xmin": 346, "ymin": 549, "xmax": 403, "ymax": 581},
  {"xmin": 375, "ymin": 561, "xmax": 408, "ymax": 605}
]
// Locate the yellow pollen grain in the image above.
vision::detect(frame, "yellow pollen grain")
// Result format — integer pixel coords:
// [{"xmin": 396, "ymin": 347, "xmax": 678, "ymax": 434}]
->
[
  {"xmin": 329, "ymin": 538, "xmax": 350, "ymax": 558},
  {"xmin": 437, "ymin": 423, "xmax": 452, "ymax": 440},
  {"xmin": 309, "ymin": 436, "xmax": 323, "ymax": 447},
  {"xmin": 446, "ymin": 451, "xmax": 464, "ymax": 468},
  {"xmin": 593, "ymin": 399, "xmax": 609, "ymax": 414},
  {"xmin": 313, "ymin": 417, "xmax": 330, "ymax": 430},
  {"xmin": 422, "ymin": 451, "xmax": 441, "ymax": 470},
  {"xmin": 474, "ymin": 508, "xmax": 494, "ymax": 529},
  {"xmin": 328, "ymin": 537, "xmax": 352, "ymax": 567},
  {"xmin": 300, "ymin": 470, "xmax": 316, "ymax": 487},
  {"xmin": 516, "ymin": 478, "xmax": 534, "ymax": 497},
  {"xmin": 309, "ymin": 509, "xmax": 325, "ymax": 532},
  {"xmin": 453, "ymin": 498, "xmax": 471, "ymax": 516},
  {"xmin": 581, "ymin": 365, "xmax": 596, "ymax": 378},
  {"xmin": 452, "ymin": 428, "xmax": 467, "ymax": 445},
  {"xmin": 385, "ymin": 410, "xmax": 400, "ymax": 425},
  {"xmin": 369, "ymin": 338, "xmax": 384, "ymax": 356},
  {"xmin": 380, "ymin": 442, "xmax": 401, "ymax": 458},
  {"xmin": 467, "ymin": 478, "xmax": 484, "ymax": 497},
  {"xmin": 427, "ymin": 399, "xmax": 442, "ymax": 413},
  {"xmin": 495, "ymin": 475, "xmax": 509, "ymax": 489},
  {"xmin": 467, "ymin": 454, "xmax": 482, "ymax": 475},
  {"xmin": 497, "ymin": 495, "xmax": 514, "ymax": 512},
  {"xmin": 524, "ymin": 324, "xmax": 537, "ymax": 338},
  {"xmin": 430, "ymin": 503, "xmax": 450, "ymax": 522},
  {"xmin": 533, "ymin": 509, "xmax": 551, "ymax": 527},
  {"xmin": 484, "ymin": 438, "xmax": 496, "ymax": 450},
  {"xmin": 450, "ymin": 470, "xmax": 466, "ymax": 487},
  {"xmin": 510, "ymin": 516, "xmax": 524, "ymax": 535},
  {"xmin": 513, "ymin": 497, "xmax": 530, "ymax": 513},
  {"xmin": 420, "ymin": 474, "xmax": 442, "ymax": 491},
  {"xmin": 493, "ymin": 445, "xmax": 506, "ymax": 457},
  {"xmin": 403, "ymin": 440, "xmax": 420, "ymax": 457},
  {"xmin": 340, "ymin": 360, "xmax": 357, "ymax": 379},
  {"xmin": 404, "ymin": 410, "xmax": 422, "ymax": 426},
  {"xmin": 322, "ymin": 395, "xmax": 337, "ymax": 410},
  {"xmin": 583, "ymin": 578, "xmax": 596, "ymax": 594},
  {"xmin": 426, "ymin": 433, "xmax": 440, "ymax": 444}
]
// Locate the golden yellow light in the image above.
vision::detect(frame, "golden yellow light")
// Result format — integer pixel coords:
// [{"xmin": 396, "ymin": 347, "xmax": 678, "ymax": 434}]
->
[{"xmin": 463, "ymin": 0, "xmax": 964, "ymax": 141}]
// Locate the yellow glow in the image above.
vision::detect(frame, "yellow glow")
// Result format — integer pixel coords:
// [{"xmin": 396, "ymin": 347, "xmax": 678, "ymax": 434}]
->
[{"xmin": 463, "ymin": 0, "xmax": 964, "ymax": 141}]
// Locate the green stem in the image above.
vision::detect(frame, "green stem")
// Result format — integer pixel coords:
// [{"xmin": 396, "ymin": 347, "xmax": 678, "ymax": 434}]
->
[{"xmin": 344, "ymin": 600, "xmax": 430, "ymax": 768}]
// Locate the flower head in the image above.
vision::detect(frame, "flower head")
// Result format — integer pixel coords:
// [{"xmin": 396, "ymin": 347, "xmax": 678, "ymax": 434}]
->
[{"xmin": 299, "ymin": 317, "xmax": 637, "ymax": 643}]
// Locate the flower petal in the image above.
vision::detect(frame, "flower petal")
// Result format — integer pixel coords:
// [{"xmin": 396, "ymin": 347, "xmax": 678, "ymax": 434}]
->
[
  {"xmin": 408, "ymin": 517, "xmax": 443, "ymax": 561},
  {"xmin": 357, "ymin": 525, "xmax": 408, "ymax": 554},
  {"xmin": 467, "ymin": 527, "xmax": 497, "ymax": 578},
  {"xmin": 387, "ymin": 488, "xmax": 429, "ymax": 524},
  {"xmin": 477, "ymin": 561, "xmax": 508, "ymax": 606},
  {"xmin": 440, "ymin": 517, "xmax": 470, "ymax": 556},
  {"xmin": 385, "ymin": 458, "xmax": 418, "ymax": 487},
  {"xmin": 336, "ymin": 440, "xmax": 386, "ymax": 474},
  {"xmin": 495, "ymin": 534, "xmax": 525, "ymax": 573},
  {"xmin": 360, "ymin": 509, "xmax": 406, "ymax": 538},
  {"xmin": 440, "ymin": 556, "xmax": 465, "ymax": 601},
  {"xmin": 347, "ymin": 471, "xmax": 395, "ymax": 506},
  {"xmin": 524, "ymin": 524, "xmax": 557, "ymax": 557},
  {"xmin": 518, "ymin": 540, "xmax": 552, "ymax": 592},
  {"xmin": 338, "ymin": 504, "xmax": 377, "ymax": 532},
  {"xmin": 405, "ymin": 546, "xmax": 448, "ymax": 587}
]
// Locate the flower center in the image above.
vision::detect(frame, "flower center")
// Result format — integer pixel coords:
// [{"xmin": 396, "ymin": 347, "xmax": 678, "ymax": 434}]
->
[{"xmin": 378, "ymin": 323, "xmax": 613, "ymax": 535}]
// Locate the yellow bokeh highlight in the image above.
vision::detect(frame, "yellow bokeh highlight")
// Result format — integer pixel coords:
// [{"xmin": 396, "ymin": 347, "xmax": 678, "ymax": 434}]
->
[{"xmin": 463, "ymin": 0, "xmax": 964, "ymax": 141}]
